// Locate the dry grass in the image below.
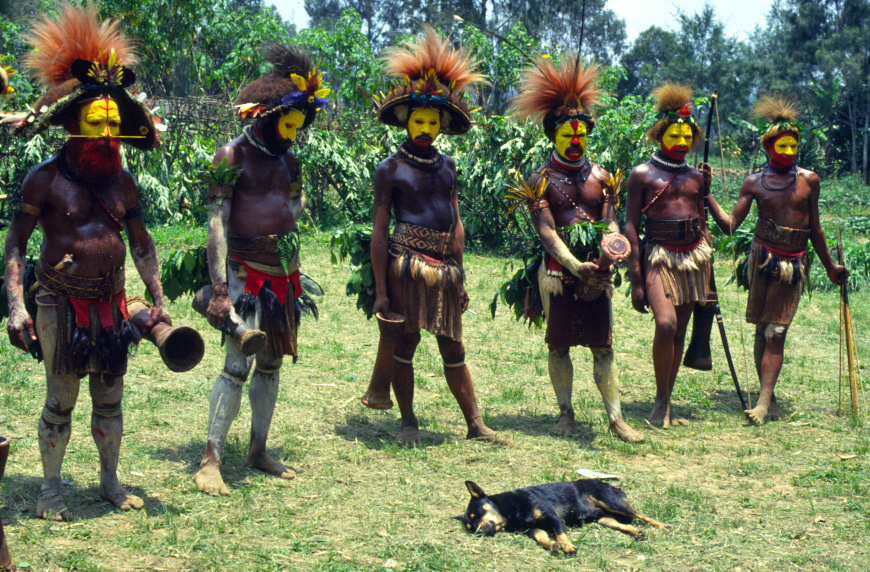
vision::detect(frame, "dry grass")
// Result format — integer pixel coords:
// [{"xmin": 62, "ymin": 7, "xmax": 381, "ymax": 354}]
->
[{"xmin": 0, "ymin": 232, "xmax": 868, "ymax": 572}]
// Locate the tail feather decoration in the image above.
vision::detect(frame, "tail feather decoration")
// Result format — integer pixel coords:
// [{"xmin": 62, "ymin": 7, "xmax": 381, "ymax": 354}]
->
[
  {"xmin": 510, "ymin": 55, "xmax": 602, "ymax": 123},
  {"xmin": 24, "ymin": 2, "xmax": 136, "ymax": 88},
  {"xmin": 264, "ymin": 44, "xmax": 314, "ymax": 79},
  {"xmin": 383, "ymin": 25, "xmax": 484, "ymax": 92}
]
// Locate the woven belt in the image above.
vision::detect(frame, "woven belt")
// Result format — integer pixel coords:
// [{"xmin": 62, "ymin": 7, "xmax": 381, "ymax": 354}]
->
[
  {"xmin": 644, "ymin": 217, "xmax": 702, "ymax": 243},
  {"xmin": 390, "ymin": 222, "xmax": 454, "ymax": 258},
  {"xmin": 227, "ymin": 232, "xmax": 290, "ymax": 255},
  {"xmin": 754, "ymin": 218, "xmax": 810, "ymax": 251},
  {"xmin": 35, "ymin": 259, "xmax": 124, "ymax": 300}
]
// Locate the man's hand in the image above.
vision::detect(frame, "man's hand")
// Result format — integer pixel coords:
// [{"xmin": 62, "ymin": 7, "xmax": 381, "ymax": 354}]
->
[
  {"xmin": 570, "ymin": 261, "xmax": 612, "ymax": 290},
  {"xmin": 372, "ymin": 293, "xmax": 390, "ymax": 318},
  {"xmin": 631, "ymin": 281, "xmax": 648, "ymax": 314},
  {"xmin": 697, "ymin": 162, "xmax": 712, "ymax": 191},
  {"xmin": 458, "ymin": 283, "xmax": 470, "ymax": 313},
  {"xmin": 828, "ymin": 264, "xmax": 849, "ymax": 286},
  {"xmin": 207, "ymin": 294, "xmax": 232, "ymax": 329},
  {"xmin": 145, "ymin": 304, "xmax": 172, "ymax": 333},
  {"xmin": 7, "ymin": 308, "xmax": 36, "ymax": 351}
]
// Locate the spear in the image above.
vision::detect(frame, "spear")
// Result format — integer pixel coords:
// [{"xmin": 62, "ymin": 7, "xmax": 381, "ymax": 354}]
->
[
  {"xmin": 699, "ymin": 93, "xmax": 747, "ymax": 410},
  {"xmin": 838, "ymin": 229, "xmax": 860, "ymax": 415}
]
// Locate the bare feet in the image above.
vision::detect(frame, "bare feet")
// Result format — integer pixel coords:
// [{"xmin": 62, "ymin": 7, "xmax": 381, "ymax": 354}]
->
[
  {"xmin": 467, "ymin": 418, "xmax": 514, "ymax": 447},
  {"xmin": 767, "ymin": 396, "xmax": 781, "ymax": 420},
  {"xmin": 610, "ymin": 418, "xmax": 645, "ymax": 443},
  {"xmin": 245, "ymin": 450, "xmax": 296, "ymax": 479},
  {"xmin": 648, "ymin": 400, "xmax": 669, "ymax": 428},
  {"xmin": 195, "ymin": 461, "xmax": 231, "ymax": 496},
  {"xmin": 360, "ymin": 392, "xmax": 393, "ymax": 410},
  {"xmin": 668, "ymin": 409, "xmax": 690, "ymax": 426},
  {"xmin": 549, "ymin": 412, "xmax": 575, "ymax": 436},
  {"xmin": 745, "ymin": 405, "xmax": 769, "ymax": 425},
  {"xmin": 398, "ymin": 423, "xmax": 422, "ymax": 448},
  {"xmin": 36, "ymin": 486, "xmax": 71, "ymax": 521},
  {"xmin": 99, "ymin": 481, "xmax": 144, "ymax": 511}
]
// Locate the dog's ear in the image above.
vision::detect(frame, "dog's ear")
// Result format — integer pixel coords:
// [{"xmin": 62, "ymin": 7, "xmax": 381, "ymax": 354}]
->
[
  {"xmin": 453, "ymin": 514, "xmax": 465, "ymax": 522},
  {"xmin": 466, "ymin": 481, "xmax": 486, "ymax": 499}
]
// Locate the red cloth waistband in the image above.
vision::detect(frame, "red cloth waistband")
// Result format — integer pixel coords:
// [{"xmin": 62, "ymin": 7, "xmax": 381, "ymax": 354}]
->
[
  {"xmin": 756, "ymin": 240, "xmax": 805, "ymax": 260},
  {"xmin": 656, "ymin": 236, "xmax": 703, "ymax": 253},
  {"xmin": 232, "ymin": 256, "xmax": 301, "ymax": 304},
  {"xmin": 68, "ymin": 291, "xmax": 128, "ymax": 329}
]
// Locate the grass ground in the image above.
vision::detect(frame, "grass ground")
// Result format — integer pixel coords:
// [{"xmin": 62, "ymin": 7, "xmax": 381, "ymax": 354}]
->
[{"xmin": 0, "ymin": 231, "xmax": 868, "ymax": 572}]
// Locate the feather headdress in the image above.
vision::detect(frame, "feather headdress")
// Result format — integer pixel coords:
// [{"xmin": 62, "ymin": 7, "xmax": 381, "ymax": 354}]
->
[
  {"xmin": 510, "ymin": 55, "xmax": 603, "ymax": 141},
  {"xmin": 753, "ymin": 94, "xmax": 801, "ymax": 145},
  {"xmin": 378, "ymin": 25, "xmax": 484, "ymax": 136},
  {"xmin": 647, "ymin": 82, "xmax": 702, "ymax": 148},
  {"xmin": 15, "ymin": 2, "xmax": 158, "ymax": 150},
  {"xmin": 235, "ymin": 43, "xmax": 328, "ymax": 128},
  {"xmin": 0, "ymin": 58, "xmax": 16, "ymax": 96}
]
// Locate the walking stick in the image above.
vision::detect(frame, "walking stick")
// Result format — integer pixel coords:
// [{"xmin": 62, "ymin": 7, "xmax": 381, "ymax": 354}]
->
[
  {"xmin": 837, "ymin": 230, "xmax": 860, "ymax": 415},
  {"xmin": 697, "ymin": 93, "xmax": 748, "ymax": 410}
]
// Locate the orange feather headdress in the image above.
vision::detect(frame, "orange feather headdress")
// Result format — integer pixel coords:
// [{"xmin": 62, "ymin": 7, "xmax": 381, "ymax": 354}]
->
[
  {"xmin": 377, "ymin": 25, "xmax": 485, "ymax": 136},
  {"xmin": 510, "ymin": 55, "xmax": 603, "ymax": 141},
  {"xmin": 646, "ymin": 82, "xmax": 702, "ymax": 148},
  {"xmin": 15, "ymin": 2, "xmax": 158, "ymax": 150}
]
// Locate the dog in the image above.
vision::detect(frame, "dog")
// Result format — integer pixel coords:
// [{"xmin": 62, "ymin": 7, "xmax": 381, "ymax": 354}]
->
[{"xmin": 455, "ymin": 479, "xmax": 667, "ymax": 554}]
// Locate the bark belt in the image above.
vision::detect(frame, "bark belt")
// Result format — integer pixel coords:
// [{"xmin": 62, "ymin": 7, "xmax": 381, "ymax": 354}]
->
[
  {"xmin": 754, "ymin": 218, "xmax": 810, "ymax": 251},
  {"xmin": 644, "ymin": 217, "xmax": 702, "ymax": 244},
  {"xmin": 390, "ymin": 222, "xmax": 454, "ymax": 259},
  {"xmin": 35, "ymin": 259, "xmax": 124, "ymax": 300},
  {"xmin": 227, "ymin": 232, "xmax": 291, "ymax": 255}
]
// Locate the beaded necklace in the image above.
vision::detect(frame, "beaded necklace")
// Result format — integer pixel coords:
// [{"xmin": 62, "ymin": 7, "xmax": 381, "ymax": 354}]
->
[
  {"xmin": 244, "ymin": 124, "xmax": 280, "ymax": 158},
  {"xmin": 545, "ymin": 158, "xmax": 595, "ymax": 223}
]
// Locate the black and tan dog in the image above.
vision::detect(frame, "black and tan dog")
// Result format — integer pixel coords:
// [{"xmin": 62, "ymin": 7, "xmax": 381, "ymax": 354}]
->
[{"xmin": 455, "ymin": 479, "xmax": 667, "ymax": 554}]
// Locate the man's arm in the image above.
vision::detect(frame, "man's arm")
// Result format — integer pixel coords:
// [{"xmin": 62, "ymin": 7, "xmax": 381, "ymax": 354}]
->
[
  {"xmin": 624, "ymin": 166, "xmax": 647, "ymax": 313},
  {"xmin": 124, "ymin": 174, "xmax": 171, "ymax": 329},
  {"xmin": 529, "ymin": 172, "xmax": 610, "ymax": 289},
  {"xmin": 448, "ymin": 159, "xmax": 470, "ymax": 312},
  {"xmin": 370, "ymin": 162, "xmax": 393, "ymax": 317},
  {"xmin": 707, "ymin": 178, "xmax": 753, "ymax": 235},
  {"xmin": 205, "ymin": 145, "xmax": 235, "ymax": 328},
  {"xmin": 4, "ymin": 168, "xmax": 47, "ymax": 350},
  {"xmin": 807, "ymin": 172, "xmax": 847, "ymax": 284},
  {"xmin": 596, "ymin": 167, "xmax": 619, "ymax": 234}
]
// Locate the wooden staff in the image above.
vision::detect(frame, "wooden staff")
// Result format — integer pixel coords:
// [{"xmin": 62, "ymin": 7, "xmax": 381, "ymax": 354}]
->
[{"xmin": 838, "ymin": 230, "xmax": 860, "ymax": 415}]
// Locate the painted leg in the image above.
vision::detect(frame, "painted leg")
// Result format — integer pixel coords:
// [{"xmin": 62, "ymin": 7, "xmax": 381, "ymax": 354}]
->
[
  {"xmin": 392, "ymin": 332, "xmax": 421, "ymax": 447},
  {"xmin": 547, "ymin": 349, "xmax": 575, "ymax": 436},
  {"xmin": 591, "ymin": 348, "xmax": 644, "ymax": 443},
  {"xmin": 245, "ymin": 359, "xmax": 295, "ymax": 479},
  {"xmin": 438, "ymin": 337, "xmax": 512, "ymax": 446},
  {"xmin": 36, "ymin": 373, "xmax": 78, "ymax": 521},
  {"xmin": 745, "ymin": 323, "xmax": 788, "ymax": 425},
  {"xmin": 360, "ymin": 313, "xmax": 404, "ymax": 410},
  {"xmin": 91, "ymin": 374, "xmax": 143, "ymax": 511}
]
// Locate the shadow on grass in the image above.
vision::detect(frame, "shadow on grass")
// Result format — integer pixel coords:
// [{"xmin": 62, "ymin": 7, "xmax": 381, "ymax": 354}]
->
[
  {"xmin": 484, "ymin": 412, "xmax": 598, "ymax": 446},
  {"xmin": 0, "ymin": 474, "xmax": 182, "ymax": 523},
  {"xmin": 334, "ymin": 413, "xmax": 447, "ymax": 450}
]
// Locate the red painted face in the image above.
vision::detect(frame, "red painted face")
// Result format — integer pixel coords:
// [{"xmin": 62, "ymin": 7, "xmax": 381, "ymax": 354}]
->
[{"xmin": 768, "ymin": 133, "xmax": 798, "ymax": 170}]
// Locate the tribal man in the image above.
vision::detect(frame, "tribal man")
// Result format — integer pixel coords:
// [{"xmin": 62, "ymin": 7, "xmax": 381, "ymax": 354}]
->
[
  {"xmin": 4, "ymin": 4, "xmax": 169, "ymax": 519},
  {"xmin": 363, "ymin": 27, "xmax": 508, "ymax": 447},
  {"xmin": 706, "ymin": 95, "xmax": 847, "ymax": 425},
  {"xmin": 509, "ymin": 55, "xmax": 644, "ymax": 442},
  {"xmin": 194, "ymin": 45, "xmax": 327, "ymax": 496},
  {"xmin": 625, "ymin": 83, "xmax": 712, "ymax": 428}
]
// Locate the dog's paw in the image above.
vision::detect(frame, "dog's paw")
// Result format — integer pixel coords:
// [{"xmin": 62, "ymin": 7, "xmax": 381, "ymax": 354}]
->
[{"xmin": 552, "ymin": 540, "xmax": 577, "ymax": 554}]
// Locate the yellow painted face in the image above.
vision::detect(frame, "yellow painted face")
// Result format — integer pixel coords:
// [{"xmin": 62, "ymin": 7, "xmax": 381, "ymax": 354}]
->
[
  {"xmin": 661, "ymin": 122, "xmax": 693, "ymax": 160},
  {"xmin": 773, "ymin": 135, "xmax": 798, "ymax": 157},
  {"xmin": 555, "ymin": 121, "xmax": 588, "ymax": 161},
  {"xmin": 407, "ymin": 107, "xmax": 440, "ymax": 146},
  {"xmin": 769, "ymin": 133, "xmax": 798, "ymax": 169},
  {"xmin": 79, "ymin": 98, "xmax": 121, "ymax": 138},
  {"xmin": 277, "ymin": 110, "xmax": 306, "ymax": 142}
]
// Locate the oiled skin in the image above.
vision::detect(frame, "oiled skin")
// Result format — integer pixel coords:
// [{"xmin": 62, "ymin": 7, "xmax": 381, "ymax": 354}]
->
[{"xmin": 5, "ymin": 158, "xmax": 169, "ymax": 348}]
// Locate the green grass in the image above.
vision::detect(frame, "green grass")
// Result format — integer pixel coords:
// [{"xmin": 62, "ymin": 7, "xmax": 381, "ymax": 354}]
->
[{"xmin": 0, "ymin": 227, "xmax": 868, "ymax": 571}]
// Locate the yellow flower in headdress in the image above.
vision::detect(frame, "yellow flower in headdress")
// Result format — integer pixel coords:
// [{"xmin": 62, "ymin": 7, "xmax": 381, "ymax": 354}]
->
[{"xmin": 290, "ymin": 70, "xmax": 331, "ymax": 104}]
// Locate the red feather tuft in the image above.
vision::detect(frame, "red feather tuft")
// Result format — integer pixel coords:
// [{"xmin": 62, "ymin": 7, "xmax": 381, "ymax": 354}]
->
[
  {"xmin": 24, "ymin": 2, "xmax": 137, "ymax": 88},
  {"xmin": 510, "ymin": 56, "xmax": 603, "ymax": 121},
  {"xmin": 383, "ymin": 25, "xmax": 484, "ymax": 93}
]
